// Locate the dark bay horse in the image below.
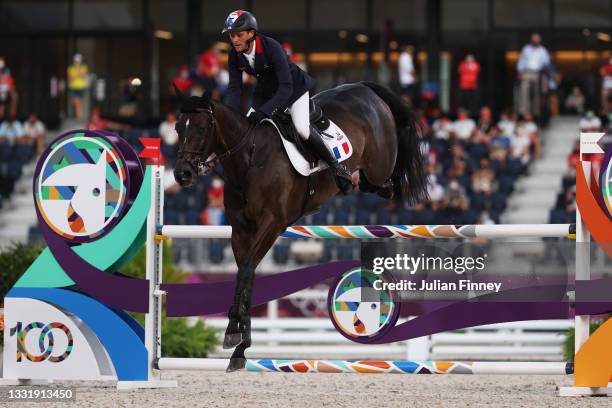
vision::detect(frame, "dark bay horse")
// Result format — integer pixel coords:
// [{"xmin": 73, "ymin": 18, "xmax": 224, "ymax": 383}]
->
[{"xmin": 172, "ymin": 81, "xmax": 428, "ymax": 371}]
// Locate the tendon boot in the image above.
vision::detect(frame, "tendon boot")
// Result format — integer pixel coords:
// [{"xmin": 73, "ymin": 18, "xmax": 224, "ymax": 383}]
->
[{"xmin": 308, "ymin": 125, "xmax": 353, "ymax": 195}]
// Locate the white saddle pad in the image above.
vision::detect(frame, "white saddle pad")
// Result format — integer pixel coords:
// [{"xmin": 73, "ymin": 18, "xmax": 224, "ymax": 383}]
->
[{"xmin": 263, "ymin": 118, "xmax": 354, "ymax": 176}]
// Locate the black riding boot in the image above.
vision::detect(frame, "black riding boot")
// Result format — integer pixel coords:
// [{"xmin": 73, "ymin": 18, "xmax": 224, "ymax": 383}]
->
[{"xmin": 308, "ymin": 126, "xmax": 353, "ymax": 195}]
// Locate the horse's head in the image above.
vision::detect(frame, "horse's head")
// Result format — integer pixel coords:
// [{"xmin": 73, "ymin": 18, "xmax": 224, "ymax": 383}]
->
[{"xmin": 173, "ymin": 85, "xmax": 217, "ymax": 187}]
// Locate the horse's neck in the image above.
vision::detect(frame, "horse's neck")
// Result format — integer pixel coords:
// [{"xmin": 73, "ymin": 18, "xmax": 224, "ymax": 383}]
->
[{"xmin": 213, "ymin": 102, "xmax": 252, "ymax": 179}]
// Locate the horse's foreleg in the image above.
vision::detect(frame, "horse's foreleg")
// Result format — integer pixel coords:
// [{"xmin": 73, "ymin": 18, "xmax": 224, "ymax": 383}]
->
[
  {"xmin": 226, "ymin": 213, "xmax": 285, "ymax": 372},
  {"xmin": 223, "ymin": 222, "xmax": 253, "ymax": 349}
]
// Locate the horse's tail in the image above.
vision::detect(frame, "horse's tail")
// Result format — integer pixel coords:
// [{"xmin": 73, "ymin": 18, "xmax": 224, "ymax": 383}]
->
[{"xmin": 360, "ymin": 81, "xmax": 428, "ymax": 205}]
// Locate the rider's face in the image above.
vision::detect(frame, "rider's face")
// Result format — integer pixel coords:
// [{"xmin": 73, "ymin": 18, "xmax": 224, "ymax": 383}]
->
[{"xmin": 229, "ymin": 30, "xmax": 254, "ymax": 53}]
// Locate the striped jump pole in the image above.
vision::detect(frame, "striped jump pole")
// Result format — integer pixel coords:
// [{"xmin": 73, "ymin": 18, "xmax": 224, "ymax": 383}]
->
[{"xmin": 156, "ymin": 358, "xmax": 573, "ymax": 375}]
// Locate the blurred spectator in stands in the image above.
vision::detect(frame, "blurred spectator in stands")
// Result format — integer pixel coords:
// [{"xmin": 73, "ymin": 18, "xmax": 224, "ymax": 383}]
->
[
  {"xmin": 426, "ymin": 164, "xmax": 445, "ymax": 209},
  {"xmin": 473, "ymin": 106, "xmax": 495, "ymax": 143},
  {"xmin": 196, "ymin": 44, "xmax": 221, "ymax": 100},
  {"xmin": 200, "ymin": 176, "xmax": 225, "ymax": 225},
  {"xmin": 564, "ymin": 86, "xmax": 585, "ymax": 114},
  {"xmin": 67, "ymin": 53, "xmax": 89, "ymax": 120},
  {"xmin": 516, "ymin": 112, "xmax": 540, "ymax": 160},
  {"xmin": 458, "ymin": 54, "xmax": 480, "ymax": 116},
  {"xmin": 497, "ymin": 109, "xmax": 517, "ymax": 138},
  {"xmin": 398, "ymin": 45, "xmax": 417, "ymax": 106},
  {"xmin": 118, "ymin": 77, "xmax": 141, "ymax": 118},
  {"xmin": 579, "ymin": 110, "xmax": 602, "ymax": 132},
  {"xmin": 547, "ymin": 63, "xmax": 561, "ymax": 117},
  {"xmin": 23, "ymin": 113, "xmax": 45, "ymax": 156},
  {"xmin": 0, "ymin": 114, "xmax": 24, "ymax": 145},
  {"xmin": 517, "ymin": 33, "xmax": 550, "ymax": 116},
  {"xmin": 600, "ymin": 57, "xmax": 612, "ymax": 115},
  {"xmin": 159, "ymin": 112, "xmax": 179, "ymax": 146},
  {"xmin": 283, "ymin": 42, "xmax": 298, "ymax": 64},
  {"xmin": 471, "ymin": 158, "xmax": 495, "ymax": 197},
  {"xmin": 511, "ymin": 121, "xmax": 534, "ymax": 166},
  {"xmin": 450, "ymin": 108, "xmax": 476, "ymax": 142},
  {"xmin": 0, "ymin": 57, "xmax": 17, "ymax": 120},
  {"xmin": 432, "ymin": 112, "xmax": 452, "ymax": 140},
  {"xmin": 173, "ymin": 65, "xmax": 194, "ymax": 94},
  {"xmin": 443, "ymin": 179, "xmax": 469, "ymax": 223},
  {"xmin": 86, "ymin": 106, "xmax": 127, "ymax": 131}
]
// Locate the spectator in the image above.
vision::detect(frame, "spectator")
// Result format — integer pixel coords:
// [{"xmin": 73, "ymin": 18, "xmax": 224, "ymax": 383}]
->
[
  {"xmin": 471, "ymin": 158, "xmax": 495, "ymax": 196},
  {"xmin": 172, "ymin": 65, "xmax": 193, "ymax": 94},
  {"xmin": 579, "ymin": 110, "xmax": 602, "ymax": 132},
  {"xmin": 0, "ymin": 114, "xmax": 24, "ymax": 145},
  {"xmin": 457, "ymin": 54, "xmax": 480, "ymax": 116},
  {"xmin": 443, "ymin": 179, "xmax": 469, "ymax": 223},
  {"xmin": 23, "ymin": 113, "xmax": 45, "ymax": 156},
  {"xmin": 0, "ymin": 57, "xmax": 16, "ymax": 120},
  {"xmin": 474, "ymin": 106, "xmax": 495, "ymax": 143},
  {"xmin": 497, "ymin": 109, "xmax": 517, "ymax": 138},
  {"xmin": 200, "ymin": 176, "xmax": 225, "ymax": 225},
  {"xmin": 85, "ymin": 106, "xmax": 127, "ymax": 131},
  {"xmin": 159, "ymin": 112, "xmax": 179, "ymax": 145},
  {"xmin": 516, "ymin": 112, "xmax": 541, "ymax": 160},
  {"xmin": 196, "ymin": 45, "xmax": 221, "ymax": 99},
  {"xmin": 398, "ymin": 45, "xmax": 417, "ymax": 106},
  {"xmin": 564, "ymin": 86, "xmax": 585, "ymax": 114},
  {"xmin": 511, "ymin": 122, "xmax": 534, "ymax": 165},
  {"xmin": 516, "ymin": 33, "xmax": 550, "ymax": 116},
  {"xmin": 67, "ymin": 53, "xmax": 89, "ymax": 120},
  {"xmin": 431, "ymin": 112, "xmax": 453, "ymax": 140},
  {"xmin": 450, "ymin": 108, "xmax": 476, "ymax": 141},
  {"xmin": 600, "ymin": 57, "xmax": 612, "ymax": 115}
]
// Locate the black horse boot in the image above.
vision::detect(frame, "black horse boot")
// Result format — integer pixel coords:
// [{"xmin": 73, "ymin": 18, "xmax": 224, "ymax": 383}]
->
[{"xmin": 307, "ymin": 126, "xmax": 353, "ymax": 194}]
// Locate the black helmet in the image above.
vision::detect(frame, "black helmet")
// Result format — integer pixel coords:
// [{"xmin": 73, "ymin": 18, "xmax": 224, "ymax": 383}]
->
[{"xmin": 222, "ymin": 10, "xmax": 258, "ymax": 34}]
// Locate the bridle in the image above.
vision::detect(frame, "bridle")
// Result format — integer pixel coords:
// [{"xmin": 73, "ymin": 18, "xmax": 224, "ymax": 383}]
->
[{"xmin": 177, "ymin": 103, "xmax": 255, "ymax": 175}]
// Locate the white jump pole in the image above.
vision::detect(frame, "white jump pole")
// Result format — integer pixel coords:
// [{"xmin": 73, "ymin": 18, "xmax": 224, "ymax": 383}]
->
[{"xmin": 159, "ymin": 223, "xmax": 574, "ymax": 240}]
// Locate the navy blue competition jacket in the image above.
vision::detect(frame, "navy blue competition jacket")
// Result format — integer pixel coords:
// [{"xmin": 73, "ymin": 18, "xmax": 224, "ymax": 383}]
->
[{"xmin": 226, "ymin": 34, "xmax": 316, "ymax": 116}]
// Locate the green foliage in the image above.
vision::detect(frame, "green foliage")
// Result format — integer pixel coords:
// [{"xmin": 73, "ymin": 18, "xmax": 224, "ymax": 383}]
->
[
  {"xmin": 0, "ymin": 242, "xmax": 44, "ymax": 345},
  {"xmin": 563, "ymin": 318, "xmax": 608, "ymax": 361},
  {"xmin": 0, "ymin": 242, "xmax": 44, "ymax": 301}
]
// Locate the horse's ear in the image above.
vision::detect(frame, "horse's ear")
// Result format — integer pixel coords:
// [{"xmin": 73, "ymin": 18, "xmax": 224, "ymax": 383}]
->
[
  {"xmin": 172, "ymin": 82, "xmax": 185, "ymax": 102},
  {"xmin": 202, "ymin": 88, "xmax": 212, "ymax": 104}
]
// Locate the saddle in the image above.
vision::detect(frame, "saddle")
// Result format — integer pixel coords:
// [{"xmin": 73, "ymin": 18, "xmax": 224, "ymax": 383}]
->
[{"xmin": 270, "ymin": 99, "xmax": 331, "ymax": 168}]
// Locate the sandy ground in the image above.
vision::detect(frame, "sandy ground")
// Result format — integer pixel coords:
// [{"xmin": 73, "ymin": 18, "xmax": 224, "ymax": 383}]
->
[{"xmin": 5, "ymin": 371, "xmax": 611, "ymax": 408}]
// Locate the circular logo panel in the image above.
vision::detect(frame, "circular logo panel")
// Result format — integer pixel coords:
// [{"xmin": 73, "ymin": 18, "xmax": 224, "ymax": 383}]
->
[
  {"xmin": 34, "ymin": 131, "xmax": 132, "ymax": 243},
  {"xmin": 328, "ymin": 267, "xmax": 400, "ymax": 343}
]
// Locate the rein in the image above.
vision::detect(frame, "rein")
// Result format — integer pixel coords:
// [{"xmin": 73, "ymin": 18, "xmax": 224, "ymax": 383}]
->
[{"xmin": 177, "ymin": 104, "xmax": 256, "ymax": 174}]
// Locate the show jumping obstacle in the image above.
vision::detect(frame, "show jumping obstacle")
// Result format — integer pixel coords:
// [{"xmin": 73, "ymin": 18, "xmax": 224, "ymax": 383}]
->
[{"xmin": 135, "ymin": 163, "xmax": 610, "ymax": 396}]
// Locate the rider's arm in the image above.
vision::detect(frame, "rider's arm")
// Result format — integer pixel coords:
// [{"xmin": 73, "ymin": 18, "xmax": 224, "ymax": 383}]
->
[
  {"xmin": 226, "ymin": 50, "xmax": 243, "ymax": 113},
  {"xmin": 258, "ymin": 39, "xmax": 293, "ymax": 117}
]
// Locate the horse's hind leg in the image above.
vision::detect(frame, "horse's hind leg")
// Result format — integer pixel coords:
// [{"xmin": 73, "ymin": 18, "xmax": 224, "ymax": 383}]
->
[{"xmin": 358, "ymin": 169, "xmax": 394, "ymax": 199}]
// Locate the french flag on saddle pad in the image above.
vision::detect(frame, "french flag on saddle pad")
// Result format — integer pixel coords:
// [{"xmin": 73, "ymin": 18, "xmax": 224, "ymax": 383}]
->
[{"xmin": 332, "ymin": 142, "xmax": 350, "ymax": 159}]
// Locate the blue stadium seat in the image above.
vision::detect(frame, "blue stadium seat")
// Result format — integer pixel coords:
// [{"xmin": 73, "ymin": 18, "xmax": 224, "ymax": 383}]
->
[
  {"xmin": 332, "ymin": 208, "xmax": 349, "ymax": 225},
  {"xmin": 164, "ymin": 209, "xmax": 179, "ymax": 225},
  {"xmin": 375, "ymin": 208, "xmax": 391, "ymax": 225},
  {"xmin": 355, "ymin": 208, "xmax": 371, "ymax": 225},
  {"xmin": 468, "ymin": 143, "xmax": 489, "ymax": 161},
  {"xmin": 273, "ymin": 243, "xmax": 290, "ymax": 264},
  {"xmin": 312, "ymin": 208, "xmax": 328, "ymax": 224},
  {"xmin": 186, "ymin": 209, "xmax": 200, "ymax": 225},
  {"xmin": 7, "ymin": 160, "xmax": 22, "ymax": 180},
  {"xmin": 498, "ymin": 175, "xmax": 515, "ymax": 195},
  {"xmin": 412, "ymin": 208, "xmax": 434, "ymax": 225},
  {"xmin": 490, "ymin": 192, "xmax": 508, "ymax": 212},
  {"xmin": 209, "ymin": 239, "xmax": 225, "ymax": 264},
  {"xmin": 0, "ymin": 144, "xmax": 12, "ymax": 161},
  {"xmin": 14, "ymin": 144, "xmax": 33, "ymax": 162},
  {"xmin": 469, "ymin": 192, "xmax": 486, "ymax": 212},
  {"xmin": 173, "ymin": 190, "xmax": 189, "ymax": 210},
  {"xmin": 397, "ymin": 208, "xmax": 413, "ymax": 224}
]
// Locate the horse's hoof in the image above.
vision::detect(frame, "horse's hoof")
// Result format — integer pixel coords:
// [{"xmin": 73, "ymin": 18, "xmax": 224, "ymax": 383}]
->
[
  {"xmin": 223, "ymin": 332, "xmax": 243, "ymax": 349},
  {"xmin": 226, "ymin": 357, "xmax": 247, "ymax": 372}
]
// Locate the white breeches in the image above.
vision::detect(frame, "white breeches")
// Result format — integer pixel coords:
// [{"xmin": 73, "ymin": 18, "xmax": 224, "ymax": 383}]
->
[{"xmin": 289, "ymin": 91, "xmax": 310, "ymax": 140}]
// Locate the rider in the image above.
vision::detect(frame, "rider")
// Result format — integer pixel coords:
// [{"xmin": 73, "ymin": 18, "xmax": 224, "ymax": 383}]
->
[{"xmin": 222, "ymin": 10, "xmax": 353, "ymax": 194}]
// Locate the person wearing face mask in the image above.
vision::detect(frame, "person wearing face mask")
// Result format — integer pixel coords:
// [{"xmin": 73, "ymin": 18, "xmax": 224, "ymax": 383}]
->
[
  {"xmin": 457, "ymin": 54, "xmax": 480, "ymax": 116},
  {"xmin": 517, "ymin": 33, "xmax": 550, "ymax": 116},
  {"xmin": 223, "ymin": 10, "xmax": 353, "ymax": 195},
  {"xmin": 0, "ymin": 57, "xmax": 16, "ymax": 120},
  {"xmin": 67, "ymin": 53, "xmax": 89, "ymax": 120}
]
